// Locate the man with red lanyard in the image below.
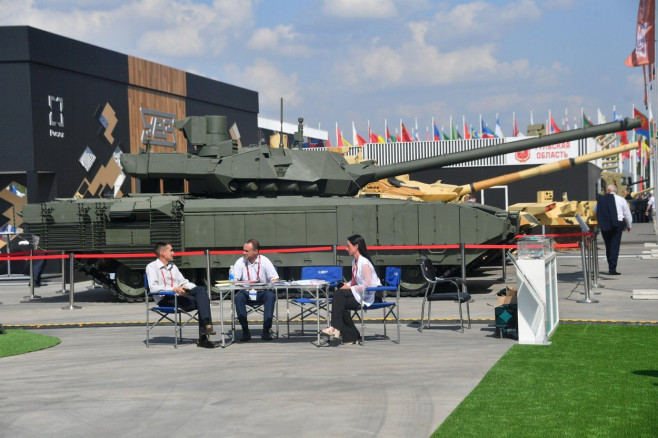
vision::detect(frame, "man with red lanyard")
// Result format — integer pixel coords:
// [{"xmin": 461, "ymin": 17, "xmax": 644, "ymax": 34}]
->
[
  {"xmin": 146, "ymin": 241, "xmax": 217, "ymax": 348},
  {"xmin": 232, "ymin": 239, "xmax": 279, "ymax": 341}
]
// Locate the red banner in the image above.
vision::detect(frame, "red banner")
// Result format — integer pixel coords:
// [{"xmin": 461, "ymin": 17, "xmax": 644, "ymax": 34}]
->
[{"xmin": 625, "ymin": 0, "xmax": 655, "ymax": 67}]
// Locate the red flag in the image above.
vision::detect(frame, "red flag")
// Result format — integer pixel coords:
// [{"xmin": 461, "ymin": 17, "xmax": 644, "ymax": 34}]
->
[
  {"xmin": 369, "ymin": 131, "xmax": 379, "ymax": 143},
  {"xmin": 549, "ymin": 114, "xmax": 562, "ymax": 133},
  {"xmin": 625, "ymin": 0, "xmax": 655, "ymax": 67},
  {"xmin": 633, "ymin": 107, "xmax": 651, "ymax": 137},
  {"xmin": 336, "ymin": 124, "xmax": 344, "ymax": 147},
  {"xmin": 513, "ymin": 113, "xmax": 519, "ymax": 137},
  {"xmin": 400, "ymin": 123, "xmax": 413, "ymax": 142},
  {"xmin": 463, "ymin": 117, "xmax": 471, "ymax": 140}
]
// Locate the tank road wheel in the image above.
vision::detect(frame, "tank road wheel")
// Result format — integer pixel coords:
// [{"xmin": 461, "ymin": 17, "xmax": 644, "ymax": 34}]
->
[
  {"xmin": 114, "ymin": 264, "xmax": 146, "ymax": 302},
  {"xmin": 400, "ymin": 265, "xmax": 427, "ymax": 296}
]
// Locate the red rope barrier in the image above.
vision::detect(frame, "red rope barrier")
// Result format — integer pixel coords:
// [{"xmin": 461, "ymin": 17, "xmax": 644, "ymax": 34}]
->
[{"xmin": 0, "ymin": 241, "xmax": 582, "ymax": 262}]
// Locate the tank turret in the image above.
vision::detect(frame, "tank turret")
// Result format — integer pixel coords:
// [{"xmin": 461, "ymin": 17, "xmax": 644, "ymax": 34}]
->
[{"xmin": 121, "ymin": 116, "xmax": 641, "ymax": 197}]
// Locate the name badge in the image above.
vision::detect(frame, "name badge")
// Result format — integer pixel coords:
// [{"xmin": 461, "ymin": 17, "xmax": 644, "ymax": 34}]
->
[{"xmin": 249, "ymin": 289, "xmax": 257, "ymax": 301}]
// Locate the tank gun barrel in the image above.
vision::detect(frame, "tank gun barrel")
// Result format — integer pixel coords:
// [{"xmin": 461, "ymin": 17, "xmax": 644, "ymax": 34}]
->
[
  {"xmin": 455, "ymin": 141, "xmax": 642, "ymax": 198},
  {"xmin": 631, "ymin": 186, "xmax": 655, "ymax": 198},
  {"xmin": 358, "ymin": 118, "xmax": 641, "ymax": 182}
]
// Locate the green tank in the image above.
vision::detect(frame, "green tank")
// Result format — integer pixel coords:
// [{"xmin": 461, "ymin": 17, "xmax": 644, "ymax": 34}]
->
[{"xmin": 21, "ymin": 116, "xmax": 640, "ymax": 301}]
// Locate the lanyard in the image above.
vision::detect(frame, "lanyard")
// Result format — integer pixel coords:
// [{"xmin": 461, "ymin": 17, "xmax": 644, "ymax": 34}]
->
[
  {"xmin": 246, "ymin": 255, "xmax": 261, "ymax": 281},
  {"xmin": 160, "ymin": 265, "xmax": 174, "ymax": 288}
]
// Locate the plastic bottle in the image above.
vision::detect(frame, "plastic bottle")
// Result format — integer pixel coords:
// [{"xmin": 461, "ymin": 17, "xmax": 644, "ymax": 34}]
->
[{"xmin": 228, "ymin": 266, "xmax": 235, "ymax": 283}]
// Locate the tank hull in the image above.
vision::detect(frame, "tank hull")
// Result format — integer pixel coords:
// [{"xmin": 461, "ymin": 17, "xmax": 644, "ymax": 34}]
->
[{"xmin": 22, "ymin": 195, "xmax": 518, "ymax": 300}]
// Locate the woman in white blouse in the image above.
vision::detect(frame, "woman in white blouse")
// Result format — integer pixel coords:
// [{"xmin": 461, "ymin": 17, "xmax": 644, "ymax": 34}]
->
[{"xmin": 322, "ymin": 234, "xmax": 381, "ymax": 344}]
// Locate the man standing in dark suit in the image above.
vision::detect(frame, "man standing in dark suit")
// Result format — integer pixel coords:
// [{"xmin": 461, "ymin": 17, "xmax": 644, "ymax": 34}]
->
[{"xmin": 595, "ymin": 185, "xmax": 632, "ymax": 275}]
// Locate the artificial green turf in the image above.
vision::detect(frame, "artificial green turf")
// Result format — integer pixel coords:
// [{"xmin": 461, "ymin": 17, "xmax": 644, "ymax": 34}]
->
[
  {"xmin": 434, "ymin": 324, "xmax": 658, "ymax": 438},
  {"xmin": 0, "ymin": 329, "xmax": 61, "ymax": 358}
]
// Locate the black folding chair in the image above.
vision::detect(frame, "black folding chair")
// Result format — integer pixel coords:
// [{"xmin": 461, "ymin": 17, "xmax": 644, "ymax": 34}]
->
[{"xmin": 418, "ymin": 258, "xmax": 471, "ymax": 333}]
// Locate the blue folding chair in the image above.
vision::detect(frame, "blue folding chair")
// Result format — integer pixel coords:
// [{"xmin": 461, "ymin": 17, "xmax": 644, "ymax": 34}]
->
[
  {"xmin": 355, "ymin": 266, "xmax": 401, "ymax": 344},
  {"xmin": 289, "ymin": 266, "xmax": 343, "ymax": 335},
  {"xmin": 144, "ymin": 274, "xmax": 199, "ymax": 348}
]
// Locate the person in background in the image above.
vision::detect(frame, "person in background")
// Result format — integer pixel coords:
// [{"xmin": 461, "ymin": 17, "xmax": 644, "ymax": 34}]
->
[
  {"xmin": 322, "ymin": 234, "xmax": 381, "ymax": 345},
  {"xmin": 646, "ymin": 192, "xmax": 654, "ymax": 222},
  {"xmin": 146, "ymin": 241, "xmax": 217, "ymax": 348},
  {"xmin": 594, "ymin": 185, "xmax": 632, "ymax": 275},
  {"xmin": 232, "ymin": 238, "xmax": 279, "ymax": 342}
]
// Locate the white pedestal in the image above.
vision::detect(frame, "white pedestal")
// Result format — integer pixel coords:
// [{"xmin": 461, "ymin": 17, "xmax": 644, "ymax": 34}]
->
[{"xmin": 515, "ymin": 252, "xmax": 559, "ymax": 345}]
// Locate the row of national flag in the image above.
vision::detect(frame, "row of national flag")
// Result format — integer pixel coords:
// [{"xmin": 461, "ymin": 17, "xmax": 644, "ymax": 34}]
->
[
  {"xmin": 333, "ymin": 115, "xmax": 509, "ymax": 147},
  {"xmin": 332, "ymin": 107, "xmax": 655, "ymax": 147}
]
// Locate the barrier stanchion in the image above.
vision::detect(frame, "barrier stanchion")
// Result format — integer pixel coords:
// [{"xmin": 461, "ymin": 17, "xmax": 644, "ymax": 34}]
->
[
  {"xmin": 577, "ymin": 235, "xmax": 598, "ymax": 304},
  {"xmin": 206, "ymin": 249, "xmax": 219, "ymax": 306},
  {"xmin": 590, "ymin": 228, "xmax": 604, "ymax": 289},
  {"xmin": 62, "ymin": 253, "xmax": 81, "ymax": 310},
  {"xmin": 58, "ymin": 251, "xmax": 68, "ymax": 294},
  {"xmin": 501, "ymin": 248, "xmax": 507, "ymax": 282},
  {"xmin": 21, "ymin": 250, "xmax": 42, "ymax": 302},
  {"xmin": 459, "ymin": 243, "xmax": 469, "ymax": 330},
  {"xmin": 589, "ymin": 232, "xmax": 602, "ymax": 292}
]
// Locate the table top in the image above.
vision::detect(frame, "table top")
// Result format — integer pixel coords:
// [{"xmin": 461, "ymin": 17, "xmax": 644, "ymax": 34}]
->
[{"xmin": 214, "ymin": 280, "xmax": 328, "ymax": 290}]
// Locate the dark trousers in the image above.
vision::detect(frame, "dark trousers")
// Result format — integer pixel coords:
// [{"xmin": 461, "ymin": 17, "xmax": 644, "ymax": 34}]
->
[
  {"xmin": 330, "ymin": 289, "xmax": 361, "ymax": 343},
  {"xmin": 159, "ymin": 286, "xmax": 211, "ymax": 338},
  {"xmin": 33, "ymin": 258, "xmax": 44, "ymax": 286},
  {"xmin": 601, "ymin": 223, "xmax": 624, "ymax": 273},
  {"xmin": 235, "ymin": 290, "xmax": 275, "ymax": 321}
]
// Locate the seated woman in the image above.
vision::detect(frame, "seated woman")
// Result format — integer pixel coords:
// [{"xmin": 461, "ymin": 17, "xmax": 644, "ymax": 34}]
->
[{"xmin": 322, "ymin": 234, "xmax": 381, "ymax": 344}]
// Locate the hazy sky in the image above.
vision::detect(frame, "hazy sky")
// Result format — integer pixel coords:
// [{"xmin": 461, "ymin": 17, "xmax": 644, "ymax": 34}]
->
[{"xmin": 1, "ymin": 0, "xmax": 650, "ymax": 140}]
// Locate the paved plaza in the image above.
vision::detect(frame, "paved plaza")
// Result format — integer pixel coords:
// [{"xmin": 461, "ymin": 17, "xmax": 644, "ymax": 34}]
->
[{"xmin": 1, "ymin": 223, "xmax": 657, "ymax": 437}]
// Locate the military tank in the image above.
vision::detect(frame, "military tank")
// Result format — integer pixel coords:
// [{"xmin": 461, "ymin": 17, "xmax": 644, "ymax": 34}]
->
[{"xmin": 20, "ymin": 116, "xmax": 640, "ymax": 300}]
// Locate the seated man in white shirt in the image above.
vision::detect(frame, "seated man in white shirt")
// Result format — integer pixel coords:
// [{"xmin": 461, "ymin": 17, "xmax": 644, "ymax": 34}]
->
[
  {"xmin": 146, "ymin": 241, "xmax": 217, "ymax": 348},
  {"xmin": 231, "ymin": 239, "xmax": 279, "ymax": 341}
]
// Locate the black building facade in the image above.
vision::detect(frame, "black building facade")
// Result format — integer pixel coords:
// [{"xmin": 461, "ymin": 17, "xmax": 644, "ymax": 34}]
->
[{"xmin": 0, "ymin": 26, "xmax": 258, "ymax": 233}]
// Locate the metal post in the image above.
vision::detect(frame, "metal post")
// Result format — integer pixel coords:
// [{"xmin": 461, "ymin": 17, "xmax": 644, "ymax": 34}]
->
[
  {"xmin": 501, "ymin": 248, "xmax": 507, "ymax": 282},
  {"xmin": 458, "ymin": 243, "xmax": 468, "ymax": 331},
  {"xmin": 591, "ymin": 229, "xmax": 603, "ymax": 287},
  {"xmin": 58, "ymin": 251, "xmax": 68, "ymax": 294},
  {"xmin": 589, "ymin": 233, "xmax": 602, "ymax": 292},
  {"xmin": 21, "ymin": 250, "xmax": 42, "ymax": 302},
  {"xmin": 4, "ymin": 234, "xmax": 11, "ymax": 277},
  {"xmin": 206, "ymin": 249, "xmax": 218, "ymax": 307},
  {"xmin": 62, "ymin": 252, "xmax": 81, "ymax": 310},
  {"xmin": 577, "ymin": 235, "xmax": 598, "ymax": 304}
]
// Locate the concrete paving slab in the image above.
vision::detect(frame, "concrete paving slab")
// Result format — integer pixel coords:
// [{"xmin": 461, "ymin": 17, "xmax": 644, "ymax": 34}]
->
[{"xmin": 1, "ymin": 223, "xmax": 657, "ymax": 437}]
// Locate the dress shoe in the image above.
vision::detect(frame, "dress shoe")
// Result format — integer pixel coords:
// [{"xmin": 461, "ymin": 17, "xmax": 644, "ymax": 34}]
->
[
  {"xmin": 240, "ymin": 331, "xmax": 252, "ymax": 342},
  {"xmin": 341, "ymin": 340, "xmax": 359, "ymax": 345},
  {"xmin": 261, "ymin": 331, "xmax": 273, "ymax": 341},
  {"xmin": 608, "ymin": 271, "xmax": 621, "ymax": 275},
  {"xmin": 202, "ymin": 325, "xmax": 216, "ymax": 335},
  {"xmin": 197, "ymin": 337, "xmax": 219, "ymax": 348}
]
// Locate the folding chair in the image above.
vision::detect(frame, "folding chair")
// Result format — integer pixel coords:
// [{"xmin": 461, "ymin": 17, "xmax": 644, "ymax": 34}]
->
[
  {"xmin": 289, "ymin": 266, "xmax": 343, "ymax": 334},
  {"xmin": 233, "ymin": 288, "xmax": 280, "ymax": 338},
  {"xmin": 231, "ymin": 266, "xmax": 281, "ymax": 338},
  {"xmin": 355, "ymin": 266, "xmax": 401, "ymax": 344},
  {"xmin": 418, "ymin": 258, "xmax": 471, "ymax": 333},
  {"xmin": 144, "ymin": 274, "xmax": 199, "ymax": 348}
]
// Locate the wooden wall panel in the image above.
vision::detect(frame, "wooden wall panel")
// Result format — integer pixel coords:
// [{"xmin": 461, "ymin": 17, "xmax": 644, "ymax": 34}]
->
[{"xmin": 127, "ymin": 56, "xmax": 186, "ymax": 96}]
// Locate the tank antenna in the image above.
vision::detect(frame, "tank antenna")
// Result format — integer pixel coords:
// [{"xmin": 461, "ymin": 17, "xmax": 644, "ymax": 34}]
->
[{"xmin": 279, "ymin": 97, "xmax": 284, "ymax": 149}]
